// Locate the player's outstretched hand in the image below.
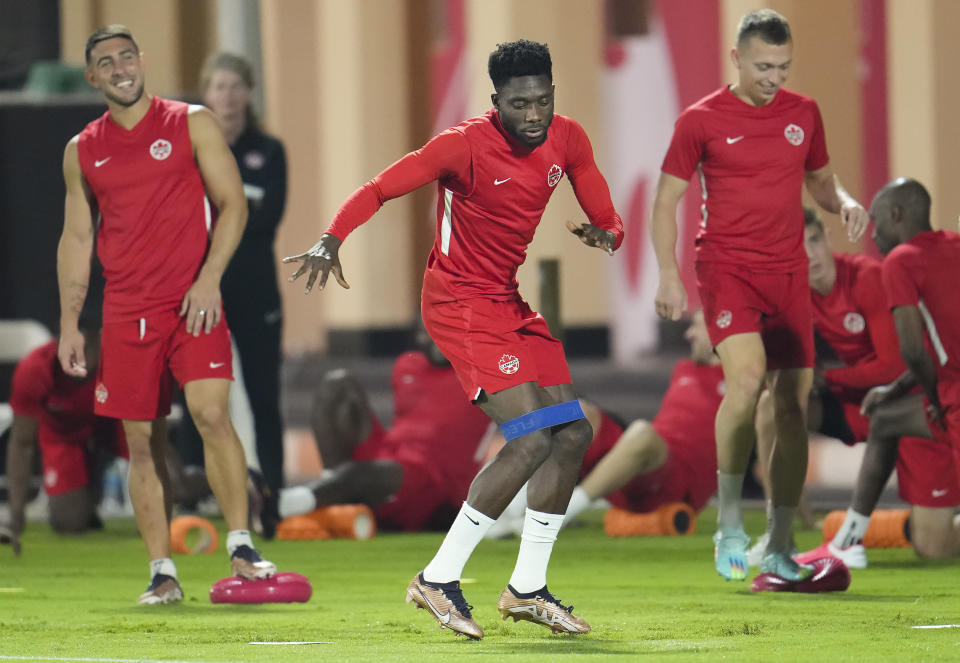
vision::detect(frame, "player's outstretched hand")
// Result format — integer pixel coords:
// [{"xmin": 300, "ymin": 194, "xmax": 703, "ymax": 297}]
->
[
  {"xmin": 283, "ymin": 233, "xmax": 350, "ymax": 293},
  {"xmin": 180, "ymin": 274, "xmax": 222, "ymax": 337},
  {"xmin": 841, "ymin": 200, "xmax": 870, "ymax": 243},
  {"xmin": 57, "ymin": 327, "xmax": 87, "ymax": 378},
  {"xmin": 0, "ymin": 522, "xmax": 22, "ymax": 557},
  {"xmin": 565, "ymin": 220, "xmax": 617, "ymax": 256},
  {"xmin": 654, "ymin": 274, "xmax": 687, "ymax": 321}
]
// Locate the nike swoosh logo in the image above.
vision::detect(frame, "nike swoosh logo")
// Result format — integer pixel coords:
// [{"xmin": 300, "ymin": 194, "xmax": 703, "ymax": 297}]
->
[
  {"xmin": 95, "ymin": 157, "xmax": 112, "ymax": 167},
  {"xmin": 421, "ymin": 593, "xmax": 452, "ymax": 624},
  {"xmin": 209, "ymin": 362, "xmax": 226, "ymax": 369},
  {"xmin": 494, "ymin": 177, "xmax": 511, "ymax": 185},
  {"xmin": 464, "ymin": 514, "xmax": 480, "ymax": 526},
  {"xmin": 932, "ymin": 489, "xmax": 948, "ymax": 497},
  {"xmin": 532, "ymin": 518, "xmax": 550, "ymax": 526},
  {"xmin": 726, "ymin": 136, "xmax": 744, "ymax": 144}
]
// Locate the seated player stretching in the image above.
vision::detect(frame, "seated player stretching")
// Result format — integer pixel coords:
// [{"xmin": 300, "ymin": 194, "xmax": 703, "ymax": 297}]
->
[
  {"xmin": 798, "ymin": 180, "xmax": 960, "ymax": 564},
  {"xmin": 285, "ymin": 40, "xmax": 622, "ymax": 638},
  {"xmin": 756, "ymin": 209, "xmax": 959, "ymax": 566}
]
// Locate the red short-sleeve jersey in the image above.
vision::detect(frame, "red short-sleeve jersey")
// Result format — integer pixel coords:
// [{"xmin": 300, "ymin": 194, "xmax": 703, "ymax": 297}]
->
[
  {"xmin": 77, "ymin": 97, "xmax": 210, "ymax": 321},
  {"xmin": 882, "ymin": 231, "xmax": 960, "ymax": 406},
  {"xmin": 661, "ymin": 87, "xmax": 829, "ymax": 272},
  {"xmin": 812, "ymin": 253, "xmax": 905, "ymax": 392}
]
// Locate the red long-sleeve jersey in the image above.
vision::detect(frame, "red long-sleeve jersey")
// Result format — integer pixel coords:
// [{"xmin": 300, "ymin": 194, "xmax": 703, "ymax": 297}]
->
[
  {"xmin": 326, "ymin": 109, "xmax": 622, "ymax": 300},
  {"xmin": 812, "ymin": 252, "xmax": 905, "ymax": 392}
]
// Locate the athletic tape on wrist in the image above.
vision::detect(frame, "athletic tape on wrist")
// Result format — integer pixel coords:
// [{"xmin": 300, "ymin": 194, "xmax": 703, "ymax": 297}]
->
[{"xmin": 499, "ymin": 400, "xmax": 585, "ymax": 441}]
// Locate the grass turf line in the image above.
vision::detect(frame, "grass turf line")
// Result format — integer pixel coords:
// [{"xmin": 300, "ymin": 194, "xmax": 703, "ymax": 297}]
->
[{"xmin": 0, "ymin": 509, "xmax": 958, "ymax": 662}]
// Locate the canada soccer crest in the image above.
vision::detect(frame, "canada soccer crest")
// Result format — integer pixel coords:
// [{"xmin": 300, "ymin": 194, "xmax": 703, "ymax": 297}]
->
[
  {"xmin": 716, "ymin": 310, "xmax": 733, "ymax": 329},
  {"xmin": 784, "ymin": 124, "xmax": 804, "ymax": 146},
  {"xmin": 95, "ymin": 382, "xmax": 109, "ymax": 404},
  {"xmin": 843, "ymin": 312, "xmax": 866, "ymax": 334},
  {"xmin": 547, "ymin": 164, "xmax": 563, "ymax": 187},
  {"xmin": 150, "ymin": 138, "xmax": 172, "ymax": 160},
  {"xmin": 498, "ymin": 354, "xmax": 520, "ymax": 375}
]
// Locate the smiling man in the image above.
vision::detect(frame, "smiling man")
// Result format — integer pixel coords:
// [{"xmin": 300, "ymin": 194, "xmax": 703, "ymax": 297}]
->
[
  {"xmin": 650, "ymin": 10, "xmax": 870, "ymax": 586},
  {"xmin": 285, "ymin": 40, "xmax": 622, "ymax": 639},
  {"xmin": 56, "ymin": 25, "xmax": 276, "ymax": 604}
]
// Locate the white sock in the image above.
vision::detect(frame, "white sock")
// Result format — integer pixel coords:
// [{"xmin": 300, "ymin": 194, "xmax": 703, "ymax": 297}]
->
[
  {"xmin": 508, "ymin": 507, "xmax": 564, "ymax": 593},
  {"xmin": 423, "ymin": 502, "xmax": 495, "ymax": 583},
  {"xmin": 279, "ymin": 486, "xmax": 317, "ymax": 518},
  {"xmin": 832, "ymin": 508, "xmax": 871, "ymax": 549},
  {"xmin": 226, "ymin": 529, "xmax": 254, "ymax": 557},
  {"xmin": 562, "ymin": 486, "xmax": 592, "ymax": 527},
  {"xmin": 767, "ymin": 505, "xmax": 796, "ymax": 554},
  {"xmin": 149, "ymin": 557, "xmax": 177, "ymax": 579},
  {"xmin": 716, "ymin": 471, "xmax": 745, "ymax": 529}
]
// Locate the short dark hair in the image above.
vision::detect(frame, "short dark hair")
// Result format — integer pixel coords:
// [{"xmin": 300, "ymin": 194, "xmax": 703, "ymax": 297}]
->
[
  {"xmin": 488, "ymin": 40, "xmax": 552, "ymax": 90},
  {"xmin": 85, "ymin": 24, "xmax": 139, "ymax": 64},
  {"xmin": 803, "ymin": 207, "xmax": 823, "ymax": 231},
  {"xmin": 737, "ymin": 9, "xmax": 791, "ymax": 46}
]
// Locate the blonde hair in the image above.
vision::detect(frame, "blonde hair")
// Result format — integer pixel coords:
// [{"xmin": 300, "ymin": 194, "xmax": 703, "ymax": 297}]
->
[{"xmin": 199, "ymin": 51, "xmax": 258, "ymax": 129}]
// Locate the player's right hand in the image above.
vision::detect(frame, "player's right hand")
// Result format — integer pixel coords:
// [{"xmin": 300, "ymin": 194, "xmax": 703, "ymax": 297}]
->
[
  {"xmin": 57, "ymin": 327, "xmax": 87, "ymax": 378},
  {"xmin": 283, "ymin": 233, "xmax": 350, "ymax": 294},
  {"xmin": 655, "ymin": 274, "xmax": 687, "ymax": 321},
  {"xmin": 860, "ymin": 384, "xmax": 893, "ymax": 416}
]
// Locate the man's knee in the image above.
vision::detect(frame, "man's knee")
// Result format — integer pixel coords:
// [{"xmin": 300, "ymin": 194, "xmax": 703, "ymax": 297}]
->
[
  {"xmin": 189, "ymin": 399, "xmax": 232, "ymax": 437},
  {"xmin": 507, "ymin": 429, "xmax": 555, "ymax": 468},
  {"xmin": 620, "ymin": 420, "xmax": 668, "ymax": 471},
  {"xmin": 725, "ymin": 365, "xmax": 766, "ymax": 406},
  {"xmin": 552, "ymin": 416, "xmax": 594, "ymax": 456},
  {"xmin": 910, "ymin": 508, "xmax": 959, "ymax": 558},
  {"xmin": 49, "ymin": 493, "xmax": 93, "ymax": 534}
]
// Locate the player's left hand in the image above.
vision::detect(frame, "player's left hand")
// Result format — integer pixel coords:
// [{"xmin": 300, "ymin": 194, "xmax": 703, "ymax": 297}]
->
[
  {"xmin": 841, "ymin": 201, "xmax": 870, "ymax": 243},
  {"xmin": 180, "ymin": 275, "xmax": 222, "ymax": 336},
  {"xmin": 565, "ymin": 220, "xmax": 616, "ymax": 255},
  {"xmin": 927, "ymin": 400, "xmax": 947, "ymax": 432}
]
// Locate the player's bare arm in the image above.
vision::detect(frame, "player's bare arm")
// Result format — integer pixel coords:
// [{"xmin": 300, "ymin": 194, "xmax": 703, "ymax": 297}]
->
[
  {"xmin": 0, "ymin": 414, "xmax": 39, "ymax": 556},
  {"xmin": 891, "ymin": 305, "xmax": 944, "ymax": 425},
  {"xmin": 284, "ymin": 233, "xmax": 350, "ymax": 293},
  {"xmin": 185, "ymin": 106, "xmax": 248, "ymax": 336},
  {"xmin": 57, "ymin": 137, "xmax": 96, "ymax": 377},
  {"xmin": 805, "ymin": 164, "xmax": 869, "ymax": 243},
  {"xmin": 651, "ymin": 172, "xmax": 690, "ymax": 320},
  {"xmin": 565, "ymin": 220, "xmax": 617, "ymax": 255}
]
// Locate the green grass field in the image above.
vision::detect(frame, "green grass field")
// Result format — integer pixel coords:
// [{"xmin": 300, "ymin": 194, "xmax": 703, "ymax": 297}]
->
[{"xmin": 1, "ymin": 509, "xmax": 958, "ymax": 662}]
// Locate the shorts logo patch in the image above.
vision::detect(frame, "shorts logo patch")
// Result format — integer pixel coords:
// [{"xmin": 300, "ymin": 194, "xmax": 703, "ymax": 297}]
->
[
  {"xmin": 44, "ymin": 469, "xmax": 58, "ymax": 488},
  {"xmin": 244, "ymin": 150, "xmax": 265, "ymax": 170},
  {"xmin": 547, "ymin": 164, "xmax": 563, "ymax": 187},
  {"xmin": 716, "ymin": 310, "xmax": 733, "ymax": 329},
  {"xmin": 784, "ymin": 123, "xmax": 805, "ymax": 146},
  {"xmin": 95, "ymin": 382, "xmax": 109, "ymax": 404},
  {"xmin": 843, "ymin": 312, "xmax": 866, "ymax": 334},
  {"xmin": 718, "ymin": 380, "xmax": 727, "ymax": 396},
  {"xmin": 498, "ymin": 353, "xmax": 520, "ymax": 375},
  {"xmin": 150, "ymin": 138, "xmax": 172, "ymax": 160}
]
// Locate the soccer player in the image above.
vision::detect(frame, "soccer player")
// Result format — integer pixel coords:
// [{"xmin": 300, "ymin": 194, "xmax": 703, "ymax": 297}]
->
[
  {"xmin": 758, "ymin": 209, "xmax": 959, "ymax": 565},
  {"xmin": 488, "ymin": 310, "xmax": 723, "ymax": 536},
  {"xmin": 56, "ymin": 25, "xmax": 275, "ymax": 604},
  {"xmin": 0, "ymin": 320, "xmax": 124, "ymax": 554},
  {"xmin": 285, "ymin": 40, "xmax": 622, "ymax": 638},
  {"xmin": 809, "ymin": 178, "xmax": 960, "ymax": 562},
  {"xmin": 651, "ymin": 9, "xmax": 870, "ymax": 582}
]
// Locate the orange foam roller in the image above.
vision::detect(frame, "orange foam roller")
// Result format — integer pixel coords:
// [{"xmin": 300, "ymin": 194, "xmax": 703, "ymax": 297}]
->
[
  {"xmin": 822, "ymin": 508, "xmax": 910, "ymax": 548},
  {"xmin": 170, "ymin": 515, "xmax": 219, "ymax": 554},
  {"xmin": 276, "ymin": 514, "xmax": 332, "ymax": 541},
  {"xmin": 276, "ymin": 504, "xmax": 376, "ymax": 541},
  {"xmin": 604, "ymin": 502, "xmax": 696, "ymax": 537}
]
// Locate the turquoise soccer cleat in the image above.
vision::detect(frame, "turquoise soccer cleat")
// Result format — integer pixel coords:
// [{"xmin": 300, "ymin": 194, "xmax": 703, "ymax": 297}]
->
[
  {"xmin": 760, "ymin": 551, "xmax": 813, "ymax": 582},
  {"xmin": 713, "ymin": 526, "xmax": 750, "ymax": 581}
]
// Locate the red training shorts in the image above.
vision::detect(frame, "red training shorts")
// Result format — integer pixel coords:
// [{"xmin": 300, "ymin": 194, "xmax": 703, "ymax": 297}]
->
[
  {"xmin": 39, "ymin": 419, "xmax": 128, "ymax": 496},
  {"xmin": 421, "ymin": 292, "xmax": 571, "ymax": 400},
  {"xmin": 96, "ymin": 308, "xmax": 233, "ymax": 420},
  {"xmin": 896, "ymin": 434, "xmax": 960, "ymax": 508},
  {"xmin": 696, "ymin": 262, "xmax": 814, "ymax": 370}
]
